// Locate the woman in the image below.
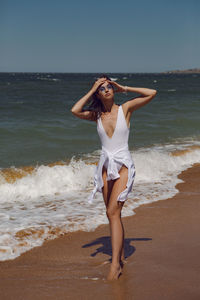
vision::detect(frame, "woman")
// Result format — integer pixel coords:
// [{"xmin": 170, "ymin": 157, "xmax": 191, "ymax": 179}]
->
[{"xmin": 71, "ymin": 75, "xmax": 157, "ymax": 280}]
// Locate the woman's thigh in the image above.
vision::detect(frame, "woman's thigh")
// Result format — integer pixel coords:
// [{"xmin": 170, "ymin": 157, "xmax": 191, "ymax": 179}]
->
[
  {"xmin": 102, "ymin": 166, "xmax": 114, "ymax": 207},
  {"xmin": 107, "ymin": 165, "xmax": 128, "ymax": 215}
]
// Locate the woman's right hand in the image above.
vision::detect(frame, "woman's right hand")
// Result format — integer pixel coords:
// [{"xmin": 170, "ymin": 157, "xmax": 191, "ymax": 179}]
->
[{"xmin": 91, "ymin": 77, "xmax": 107, "ymax": 93}]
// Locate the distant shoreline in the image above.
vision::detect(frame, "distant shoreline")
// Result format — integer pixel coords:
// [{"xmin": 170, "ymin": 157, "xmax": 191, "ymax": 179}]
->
[{"xmin": 162, "ymin": 68, "xmax": 200, "ymax": 74}]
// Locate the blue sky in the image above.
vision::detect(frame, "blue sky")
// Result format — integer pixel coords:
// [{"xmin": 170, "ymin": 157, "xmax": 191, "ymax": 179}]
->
[{"xmin": 1, "ymin": 0, "xmax": 199, "ymax": 73}]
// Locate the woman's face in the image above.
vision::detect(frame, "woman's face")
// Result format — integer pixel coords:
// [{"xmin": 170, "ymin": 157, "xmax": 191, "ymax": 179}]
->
[{"xmin": 97, "ymin": 81, "xmax": 114, "ymax": 101}]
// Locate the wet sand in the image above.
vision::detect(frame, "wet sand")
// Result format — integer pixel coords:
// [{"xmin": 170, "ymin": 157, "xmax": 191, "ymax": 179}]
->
[{"xmin": 0, "ymin": 164, "xmax": 200, "ymax": 300}]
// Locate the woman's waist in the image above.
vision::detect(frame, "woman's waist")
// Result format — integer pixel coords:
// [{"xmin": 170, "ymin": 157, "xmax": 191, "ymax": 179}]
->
[
  {"xmin": 100, "ymin": 145, "xmax": 131, "ymax": 158},
  {"xmin": 99, "ymin": 146, "xmax": 134, "ymax": 169}
]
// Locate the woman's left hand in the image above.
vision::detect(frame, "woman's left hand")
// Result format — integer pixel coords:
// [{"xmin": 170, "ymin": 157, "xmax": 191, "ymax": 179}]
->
[{"xmin": 108, "ymin": 80, "xmax": 126, "ymax": 93}]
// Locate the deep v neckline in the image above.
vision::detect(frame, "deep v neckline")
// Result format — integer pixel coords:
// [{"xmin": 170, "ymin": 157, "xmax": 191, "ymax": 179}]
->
[{"xmin": 99, "ymin": 105, "xmax": 120, "ymax": 139}]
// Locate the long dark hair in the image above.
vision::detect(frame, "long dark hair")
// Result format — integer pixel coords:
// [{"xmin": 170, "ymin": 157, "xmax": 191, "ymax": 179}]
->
[{"xmin": 83, "ymin": 74, "xmax": 112, "ymax": 121}]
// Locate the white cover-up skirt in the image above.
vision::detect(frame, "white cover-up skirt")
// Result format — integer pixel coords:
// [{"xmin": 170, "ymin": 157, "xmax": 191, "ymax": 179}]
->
[{"xmin": 88, "ymin": 146, "xmax": 135, "ymax": 204}]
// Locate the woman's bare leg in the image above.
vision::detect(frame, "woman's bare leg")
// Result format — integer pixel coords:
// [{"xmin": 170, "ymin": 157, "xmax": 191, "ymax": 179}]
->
[
  {"xmin": 102, "ymin": 166, "xmax": 115, "ymax": 264},
  {"xmin": 105, "ymin": 166, "xmax": 128, "ymax": 280},
  {"xmin": 102, "ymin": 166, "xmax": 114, "ymax": 207},
  {"xmin": 120, "ymin": 219, "xmax": 125, "ymax": 263},
  {"xmin": 102, "ymin": 166, "xmax": 126, "ymax": 263},
  {"xmin": 102, "ymin": 167, "xmax": 124, "ymax": 263}
]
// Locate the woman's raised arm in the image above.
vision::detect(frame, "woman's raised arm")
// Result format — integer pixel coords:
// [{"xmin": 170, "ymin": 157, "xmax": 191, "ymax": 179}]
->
[
  {"xmin": 123, "ymin": 86, "xmax": 157, "ymax": 113},
  {"xmin": 108, "ymin": 80, "xmax": 157, "ymax": 113},
  {"xmin": 71, "ymin": 77, "xmax": 107, "ymax": 121},
  {"xmin": 71, "ymin": 89, "xmax": 95, "ymax": 121}
]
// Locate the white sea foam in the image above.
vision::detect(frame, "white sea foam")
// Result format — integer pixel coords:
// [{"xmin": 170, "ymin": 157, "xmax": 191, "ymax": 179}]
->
[
  {"xmin": 36, "ymin": 77, "xmax": 60, "ymax": 82},
  {"xmin": 0, "ymin": 141, "xmax": 200, "ymax": 261}
]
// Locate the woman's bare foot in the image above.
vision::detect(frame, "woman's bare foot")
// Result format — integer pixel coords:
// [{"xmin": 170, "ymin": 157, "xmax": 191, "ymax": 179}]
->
[{"xmin": 107, "ymin": 263, "xmax": 122, "ymax": 281}]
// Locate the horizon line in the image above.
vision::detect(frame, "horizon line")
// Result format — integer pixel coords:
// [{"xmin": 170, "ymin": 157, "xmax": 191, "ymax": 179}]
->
[{"xmin": 0, "ymin": 68, "xmax": 199, "ymax": 74}]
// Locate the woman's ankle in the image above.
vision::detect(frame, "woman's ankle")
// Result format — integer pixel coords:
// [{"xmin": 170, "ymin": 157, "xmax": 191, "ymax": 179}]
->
[{"xmin": 111, "ymin": 261, "xmax": 121, "ymax": 267}]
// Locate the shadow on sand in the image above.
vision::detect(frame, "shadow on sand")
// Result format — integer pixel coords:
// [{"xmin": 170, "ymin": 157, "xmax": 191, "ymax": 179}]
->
[{"xmin": 82, "ymin": 236, "xmax": 152, "ymax": 261}]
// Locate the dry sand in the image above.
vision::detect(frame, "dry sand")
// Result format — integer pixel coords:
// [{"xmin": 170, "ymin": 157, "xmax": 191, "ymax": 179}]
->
[{"xmin": 0, "ymin": 164, "xmax": 200, "ymax": 300}]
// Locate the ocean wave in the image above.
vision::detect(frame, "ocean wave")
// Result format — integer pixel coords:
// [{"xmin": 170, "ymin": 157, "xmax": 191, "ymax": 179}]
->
[{"xmin": 0, "ymin": 141, "xmax": 200, "ymax": 261}]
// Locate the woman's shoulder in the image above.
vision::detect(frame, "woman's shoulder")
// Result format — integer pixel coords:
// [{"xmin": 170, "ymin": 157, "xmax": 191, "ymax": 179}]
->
[{"xmin": 121, "ymin": 102, "xmax": 129, "ymax": 114}]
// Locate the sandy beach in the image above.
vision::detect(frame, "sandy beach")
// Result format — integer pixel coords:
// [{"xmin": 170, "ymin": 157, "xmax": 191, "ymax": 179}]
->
[{"xmin": 0, "ymin": 164, "xmax": 200, "ymax": 300}]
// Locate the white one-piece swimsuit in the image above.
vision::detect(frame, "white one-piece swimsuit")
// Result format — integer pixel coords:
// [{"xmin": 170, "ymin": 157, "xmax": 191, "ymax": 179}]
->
[{"xmin": 88, "ymin": 105, "xmax": 135, "ymax": 204}]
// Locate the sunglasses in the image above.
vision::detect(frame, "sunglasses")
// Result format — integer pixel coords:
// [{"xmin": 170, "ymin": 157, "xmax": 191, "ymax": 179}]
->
[{"xmin": 98, "ymin": 84, "xmax": 113, "ymax": 93}]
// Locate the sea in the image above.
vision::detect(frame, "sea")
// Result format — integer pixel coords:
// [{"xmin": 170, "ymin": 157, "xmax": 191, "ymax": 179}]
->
[{"xmin": 0, "ymin": 72, "xmax": 200, "ymax": 261}]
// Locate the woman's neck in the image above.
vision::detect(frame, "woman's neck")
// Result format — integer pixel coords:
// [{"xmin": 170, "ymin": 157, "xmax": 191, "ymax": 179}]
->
[{"xmin": 102, "ymin": 99, "xmax": 115, "ymax": 112}]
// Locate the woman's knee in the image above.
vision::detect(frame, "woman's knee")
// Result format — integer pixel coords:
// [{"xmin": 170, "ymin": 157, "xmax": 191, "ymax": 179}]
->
[{"xmin": 106, "ymin": 205, "xmax": 121, "ymax": 220}]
